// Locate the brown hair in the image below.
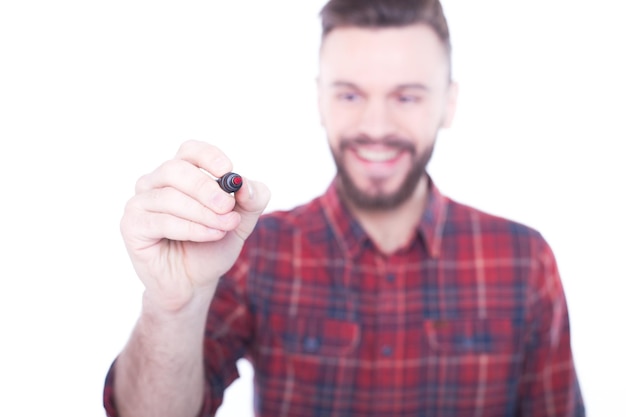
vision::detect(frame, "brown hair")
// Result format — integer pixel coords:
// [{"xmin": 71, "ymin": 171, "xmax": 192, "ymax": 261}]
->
[{"xmin": 319, "ymin": 0, "xmax": 451, "ymax": 56}]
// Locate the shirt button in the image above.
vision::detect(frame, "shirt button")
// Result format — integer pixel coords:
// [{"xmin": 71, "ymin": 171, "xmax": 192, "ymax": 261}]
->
[
  {"xmin": 303, "ymin": 337, "xmax": 320, "ymax": 353},
  {"xmin": 381, "ymin": 345, "xmax": 393, "ymax": 357}
]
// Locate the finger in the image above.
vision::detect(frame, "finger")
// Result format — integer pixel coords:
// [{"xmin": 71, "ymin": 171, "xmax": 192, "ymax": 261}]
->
[
  {"xmin": 136, "ymin": 159, "xmax": 235, "ymax": 215},
  {"xmin": 231, "ymin": 177, "xmax": 271, "ymax": 240},
  {"xmin": 174, "ymin": 140, "xmax": 234, "ymax": 179},
  {"xmin": 140, "ymin": 187, "xmax": 240, "ymax": 230},
  {"xmin": 126, "ymin": 211, "xmax": 229, "ymax": 243},
  {"xmin": 122, "ymin": 194, "xmax": 242, "ymax": 245}
]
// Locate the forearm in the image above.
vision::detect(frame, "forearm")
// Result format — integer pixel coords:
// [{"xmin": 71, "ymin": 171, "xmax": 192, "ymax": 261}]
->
[{"xmin": 113, "ymin": 287, "xmax": 216, "ymax": 417}]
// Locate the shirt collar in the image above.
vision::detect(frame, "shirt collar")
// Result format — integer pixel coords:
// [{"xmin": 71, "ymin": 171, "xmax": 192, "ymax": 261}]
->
[
  {"xmin": 419, "ymin": 177, "xmax": 447, "ymax": 258},
  {"xmin": 319, "ymin": 176, "xmax": 448, "ymax": 259}
]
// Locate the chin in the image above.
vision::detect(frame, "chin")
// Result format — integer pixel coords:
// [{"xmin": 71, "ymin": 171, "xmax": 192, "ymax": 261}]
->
[{"xmin": 338, "ymin": 173, "xmax": 420, "ymax": 211}]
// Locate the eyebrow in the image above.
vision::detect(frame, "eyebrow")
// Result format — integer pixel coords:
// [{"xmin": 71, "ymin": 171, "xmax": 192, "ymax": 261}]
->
[
  {"xmin": 330, "ymin": 81, "xmax": 361, "ymax": 89},
  {"xmin": 330, "ymin": 81, "xmax": 430, "ymax": 92},
  {"xmin": 395, "ymin": 83, "xmax": 430, "ymax": 92}
]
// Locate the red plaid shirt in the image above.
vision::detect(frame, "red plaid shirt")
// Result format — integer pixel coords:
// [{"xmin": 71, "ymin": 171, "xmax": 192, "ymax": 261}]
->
[{"xmin": 104, "ymin": 178, "xmax": 584, "ymax": 416}]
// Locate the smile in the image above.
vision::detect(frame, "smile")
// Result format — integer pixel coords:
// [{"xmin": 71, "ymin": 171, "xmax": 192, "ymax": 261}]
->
[{"xmin": 354, "ymin": 147, "xmax": 403, "ymax": 163}]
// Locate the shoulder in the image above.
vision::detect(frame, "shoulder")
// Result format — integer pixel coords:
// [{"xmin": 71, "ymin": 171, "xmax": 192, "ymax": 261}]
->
[
  {"xmin": 441, "ymin": 196, "xmax": 553, "ymax": 259},
  {"xmin": 446, "ymin": 196, "xmax": 543, "ymax": 238},
  {"xmin": 440, "ymin": 197, "xmax": 561, "ymax": 298}
]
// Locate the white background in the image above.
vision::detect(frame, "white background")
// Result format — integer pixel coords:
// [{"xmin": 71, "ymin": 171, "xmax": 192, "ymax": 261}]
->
[{"xmin": 1, "ymin": 1, "xmax": 625, "ymax": 416}]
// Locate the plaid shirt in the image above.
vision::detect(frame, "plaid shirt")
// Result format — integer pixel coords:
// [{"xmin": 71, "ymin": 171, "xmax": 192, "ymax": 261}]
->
[{"xmin": 104, "ymin": 178, "xmax": 584, "ymax": 416}]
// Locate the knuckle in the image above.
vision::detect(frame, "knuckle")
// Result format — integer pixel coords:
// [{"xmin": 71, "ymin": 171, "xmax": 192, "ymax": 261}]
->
[
  {"xmin": 177, "ymin": 139, "xmax": 213, "ymax": 157},
  {"xmin": 120, "ymin": 198, "xmax": 143, "ymax": 237},
  {"xmin": 160, "ymin": 159, "xmax": 185, "ymax": 182},
  {"xmin": 177, "ymin": 139, "xmax": 197, "ymax": 153},
  {"xmin": 122, "ymin": 194, "xmax": 141, "ymax": 217},
  {"xmin": 191, "ymin": 172, "xmax": 212, "ymax": 197},
  {"xmin": 181, "ymin": 192, "xmax": 202, "ymax": 216},
  {"xmin": 134, "ymin": 173, "xmax": 150, "ymax": 193}
]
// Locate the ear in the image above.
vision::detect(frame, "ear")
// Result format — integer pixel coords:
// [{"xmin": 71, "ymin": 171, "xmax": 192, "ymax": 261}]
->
[
  {"xmin": 442, "ymin": 81, "xmax": 459, "ymax": 129},
  {"xmin": 316, "ymin": 76, "xmax": 326, "ymax": 128}
]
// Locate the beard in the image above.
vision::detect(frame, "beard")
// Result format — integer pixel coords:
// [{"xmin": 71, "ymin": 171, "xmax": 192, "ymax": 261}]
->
[{"xmin": 331, "ymin": 135, "xmax": 435, "ymax": 211}]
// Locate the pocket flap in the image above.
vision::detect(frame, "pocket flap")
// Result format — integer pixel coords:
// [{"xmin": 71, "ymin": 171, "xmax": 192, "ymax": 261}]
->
[
  {"xmin": 425, "ymin": 318, "xmax": 516, "ymax": 354},
  {"xmin": 268, "ymin": 313, "xmax": 360, "ymax": 356}
]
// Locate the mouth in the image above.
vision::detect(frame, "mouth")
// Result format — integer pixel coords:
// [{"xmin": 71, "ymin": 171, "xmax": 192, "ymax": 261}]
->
[
  {"xmin": 354, "ymin": 146, "xmax": 403, "ymax": 163},
  {"xmin": 337, "ymin": 137, "xmax": 416, "ymax": 181},
  {"xmin": 342, "ymin": 143, "xmax": 411, "ymax": 183}
]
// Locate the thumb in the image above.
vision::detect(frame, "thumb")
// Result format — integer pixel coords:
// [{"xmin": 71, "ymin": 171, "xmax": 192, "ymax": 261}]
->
[{"xmin": 233, "ymin": 177, "xmax": 271, "ymax": 240}]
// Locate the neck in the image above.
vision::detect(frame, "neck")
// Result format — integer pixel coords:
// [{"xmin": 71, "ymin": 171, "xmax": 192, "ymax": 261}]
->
[{"xmin": 346, "ymin": 176, "xmax": 430, "ymax": 255}]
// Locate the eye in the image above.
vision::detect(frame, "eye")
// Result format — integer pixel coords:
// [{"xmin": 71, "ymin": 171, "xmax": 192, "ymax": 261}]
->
[
  {"xmin": 397, "ymin": 94, "xmax": 423, "ymax": 104},
  {"xmin": 337, "ymin": 91, "xmax": 361, "ymax": 102}
]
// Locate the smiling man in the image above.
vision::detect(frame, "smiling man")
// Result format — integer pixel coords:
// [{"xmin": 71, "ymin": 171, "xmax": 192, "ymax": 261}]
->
[
  {"xmin": 318, "ymin": 21, "xmax": 457, "ymax": 253},
  {"xmin": 104, "ymin": 1, "xmax": 585, "ymax": 416}
]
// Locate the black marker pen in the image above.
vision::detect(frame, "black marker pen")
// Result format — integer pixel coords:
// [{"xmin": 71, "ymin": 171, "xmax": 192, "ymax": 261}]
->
[{"xmin": 217, "ymin": 172, "xmax": 243, "ymax": 193}]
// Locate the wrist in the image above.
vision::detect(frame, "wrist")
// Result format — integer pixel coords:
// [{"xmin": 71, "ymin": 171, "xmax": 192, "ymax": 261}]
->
[{"xmin": 141, "ymin": 282, "xmax": 217, "ymax": 322}]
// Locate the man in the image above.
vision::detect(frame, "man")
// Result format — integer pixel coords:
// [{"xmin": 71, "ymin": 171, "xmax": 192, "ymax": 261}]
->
[{"xmin": 104, "ymin": 0, "xmax": 585, "ymax": 416}]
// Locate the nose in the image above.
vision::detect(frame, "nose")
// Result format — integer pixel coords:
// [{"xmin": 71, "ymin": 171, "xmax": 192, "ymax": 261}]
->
[{"xmin": 356, "ymin": 97, "xmax": 397, "ymax": 139}]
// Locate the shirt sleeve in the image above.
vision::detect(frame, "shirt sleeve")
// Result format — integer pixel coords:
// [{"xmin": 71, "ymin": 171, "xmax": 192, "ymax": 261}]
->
[
  {"xmin": 102, "ymin": 359, "xmax": 120, "ymax": 417},
  {"xmin": 102, "ymin": 249, "xmax": 255, "ymax": 417},
  {"xmin": 517, "ymin": 236, "xmax": 585, "ymax": 416},
  {"xmin": 196, "ymin": 248, "xmax": 255, "ymax": 417}
]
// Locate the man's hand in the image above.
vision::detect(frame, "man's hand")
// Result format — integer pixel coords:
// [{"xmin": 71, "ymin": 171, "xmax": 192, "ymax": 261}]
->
[{"xmin": 120, "ymin": 140, "xmax": 270, "ymax": 311}]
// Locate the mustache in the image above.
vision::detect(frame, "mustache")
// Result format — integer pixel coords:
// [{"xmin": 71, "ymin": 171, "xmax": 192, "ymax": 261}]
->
[{"xmin": 338, "ymin": 135, "xmax": 416, "ymax": 154}]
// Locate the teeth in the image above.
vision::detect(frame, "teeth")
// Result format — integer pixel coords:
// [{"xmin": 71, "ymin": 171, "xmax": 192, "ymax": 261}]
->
[{"xmin": 355, "ymin": 148, "xmax": 399, "ymax": 162}]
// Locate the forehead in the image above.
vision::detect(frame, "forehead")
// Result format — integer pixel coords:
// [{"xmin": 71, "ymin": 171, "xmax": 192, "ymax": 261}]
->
[{"xmin": 319, "ymin": 24, "xmax": 449, "ymax": 88}]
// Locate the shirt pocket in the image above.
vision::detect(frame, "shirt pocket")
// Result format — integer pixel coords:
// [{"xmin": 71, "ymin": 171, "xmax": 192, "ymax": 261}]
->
[
  {"xmin": 425, "ymin": 318, "xmax": 518, "ymax": 354},
  {"xmin": 259, "ymin": 313, "xmax": 361, "ymax": 400},
  {"xmin": 423, "ymin": 318, "xmax": 521, "ymax": 411},
  {"xmin": 267, "ymin": 313, "xmax": 360, "ymax": 358}
]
